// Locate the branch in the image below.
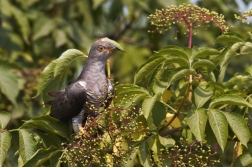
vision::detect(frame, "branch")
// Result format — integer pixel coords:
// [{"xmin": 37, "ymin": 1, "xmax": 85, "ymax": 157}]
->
[
  {"xmin": 95, "ymin": 15, "xmax": 136, "ymax": 41},
  {"xmin": 159, "ymin": 127, "xmax": 183, "ymax": 137},
  {"xmin": 158, "ymin": 85, "xmax": 190, "ymax": 134}
]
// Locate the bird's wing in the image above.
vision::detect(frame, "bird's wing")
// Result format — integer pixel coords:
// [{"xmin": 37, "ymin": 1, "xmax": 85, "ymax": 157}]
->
[{"xmin": 49, "ymin": 81, "xmax": 87, "ymax": 122}]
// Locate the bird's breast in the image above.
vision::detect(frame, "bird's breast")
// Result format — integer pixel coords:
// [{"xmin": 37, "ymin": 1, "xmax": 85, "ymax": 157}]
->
[{"xmin": 85, "ymin": 77, "xmax": 108, "ymax": 105}]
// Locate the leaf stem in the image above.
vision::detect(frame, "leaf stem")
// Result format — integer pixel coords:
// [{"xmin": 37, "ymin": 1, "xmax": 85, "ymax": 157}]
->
[
  {"xmin": 159, "ymin": 100, "xmax": 177, "ymax": 113},
  {"xmin": 8, "ymin": 129, "xmax": 19, "ymax": 132},
  {"xmin": 159, "ymin": 127, "xmax": 183, "ymax": 137}
]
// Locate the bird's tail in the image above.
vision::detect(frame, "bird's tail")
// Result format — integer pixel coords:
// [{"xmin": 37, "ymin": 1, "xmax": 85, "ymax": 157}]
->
[
  {"xmin": 47, "ymin": 90, "xmax": 61, "ymax": 97},
  {"xmin": 44, "ymin": 90, "xmax": 61, "ymax": 105}
]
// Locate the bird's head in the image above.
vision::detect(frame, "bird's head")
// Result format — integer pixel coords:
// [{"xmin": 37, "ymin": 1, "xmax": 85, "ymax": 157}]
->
[{"xmin": 88, "ymin": 37, "xmax": 123, "ymax": 61}]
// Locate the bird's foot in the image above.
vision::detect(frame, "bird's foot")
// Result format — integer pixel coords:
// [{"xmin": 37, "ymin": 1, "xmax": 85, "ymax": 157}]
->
[{"xmin": 78, "ymin": 124, "xmax": 87, "ymax": 135}]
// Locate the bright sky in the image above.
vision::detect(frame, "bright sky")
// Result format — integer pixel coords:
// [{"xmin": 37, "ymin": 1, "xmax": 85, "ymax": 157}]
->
[
  {"xmin": 190, "ymin": 0, "xmax": 252, "ymax": 12},
  {"xmin": 235, "ymin": 0, "xmax": 252, "ymax": 11}
]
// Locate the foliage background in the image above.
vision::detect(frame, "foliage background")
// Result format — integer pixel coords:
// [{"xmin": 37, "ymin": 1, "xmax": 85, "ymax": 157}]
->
[{"xmin": 1, "ymin": 0, "xmax": 252, "ymax": 166}]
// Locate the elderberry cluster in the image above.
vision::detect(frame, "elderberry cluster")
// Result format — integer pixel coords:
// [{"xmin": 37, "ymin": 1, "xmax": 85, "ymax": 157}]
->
[
  {"xmin": 235, "ymin": 8, "xmax": 252, "ymax": 23},
  {"xmin": 160, "ymin": 139, "xmax": 220, "ymax": 167},
  {"xmin": 148, "ymin": 4, "xmax": 229, "ymax": 35},
  {"xmin": 60, "ymin": 103, "xmax": 142, "ymax": 166}
]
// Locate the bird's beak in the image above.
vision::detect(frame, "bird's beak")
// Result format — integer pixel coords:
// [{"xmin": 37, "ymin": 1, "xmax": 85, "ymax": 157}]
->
[
  {"xmin": 107, "ymin": 46, "xmax": 125, "ymax": 53},
  {"xmin": 113, "ymin": 46, "xmax": 125, "ymax": 52},
  {"xmin": 98, "ymin": 37, "xmax": 124, "ymax": 53}
]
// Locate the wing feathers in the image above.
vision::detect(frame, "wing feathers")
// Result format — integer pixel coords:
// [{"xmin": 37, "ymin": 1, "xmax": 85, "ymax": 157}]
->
[{"xmin": 49, "ymin": 82, "xmax": 87, "ymax": 123}]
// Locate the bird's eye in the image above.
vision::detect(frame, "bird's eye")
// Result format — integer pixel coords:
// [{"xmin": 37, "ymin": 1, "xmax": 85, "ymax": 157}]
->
[{"xmin": 97, "ymin": 45, "xmax": 105, "ymax": 52}]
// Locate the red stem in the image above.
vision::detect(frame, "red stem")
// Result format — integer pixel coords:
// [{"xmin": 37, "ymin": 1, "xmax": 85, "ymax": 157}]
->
[{"xmin": 188, "ymin": 25, "xmax": 193, "ymax": 48}]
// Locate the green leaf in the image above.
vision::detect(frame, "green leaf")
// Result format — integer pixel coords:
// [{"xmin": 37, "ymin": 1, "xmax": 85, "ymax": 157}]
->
[
  {"xmin": 22, "ymin": 146, "xmax": 60, "ymax": 167},
  {"xmin": 33, "ymin": 130, "xmax": 62, "ymax": 149},
  {"xmin": 215, "ymin": 32, "xmax": 245, "ymax": 43},
  {"xmin": 115, "ymin": 93, "xmax": 147, "ymax": 109},
  {"xmin": 224, "ymin": 73, "xmax": 252, "ymax": 90},
  {"xmin": 19, "ymin": 129, "xmax": 37, "ymax": 163},
  {"xmin": 142, "ymin": 97, "xmax": 157, "ymax": 119},
  {"xmin": 147, "ymin": 64, "xmax": 163, "ymax": 95},
  {"xmin": 241, "ymin": 42, "xmax": 252, "ymax": 55},
  {"xmin": 138, "ymin": 141, "xmax": 152, "ymax": 167},
  {"xmin": 194, "ymin": 86, "xmax": 213, "ymax": 108},
  {"xmin": 149, "ymin": 63, "xmax": 171, "ymax": 97},
  {"xmin": 186, "ymin": 108, "xmax": 208, "ymax": 141},
  {"xmin": 115, "ymin": 84, "xmax": 150, "ymax": 96},
  {"xmin": 134, "ymin": 46, "xmax": 190, "ymax": 85},
  {"xmin": 152, "ymin": 80, "xmax": 167, "ymax": 97},
  {"xmin": 36, "ymin": 60, "xmax": 56, "ymax": 97},
  {"xmin": 122, "ymin": 147, "xmax": 138, "ymax": 167},
  {"xmin": 114, "ymin": 84, "xmax": 150, "ymax": 108},
  {"xmin": 41, "ymin": 75, "xmax": 62, "ymax": 103},
  {"xmin": 52, "ymin": 29, "xmax": 67, "ymax": 48},
  {"xmin": 207, "ymin": 82, "xmax": 226, "ymax": 92},
  {"xmin": 208, "ymin": 109, "xmax": 228, "ymax": 152},
  {"xmin": 33, "ymin": 19, "xmax": 55, "ymax": 41},
  {"xmin": 0, "ymin": 66, "xmax": 19, "ymax": 105},
  {"xmin": 0, "ymin": 111, "xmax": 11, "ymax": 129},
  {"xmin": 134, "ymin": 55, "xmax": 167, "ymax": 84},
  {"xmin": 191, "ymin": 47, "xmax": 220, "ymax": 60},
  {"xmin": 167, "ymin": 68, "xmax": 196, "ymax": 88},
  {"xmin": 54, "ymin": 49, "xmax": 87, "ymax": 77},
  {"xmin": 182, "ymin": 128, "xmax": 193, "ymax": 143},
  {"xmin": 18, "ymin": 155, "xmax": 24, "ymax": 167},
  {"xmin": 223, "ymin": 112, "xmax": 250, "ymax": 147},
  {"xmin": 218, "ymin": 42, "xmax": 245, "ymax": 82},
  {"xmin": 248, "ymin": 109, "xmax": 252, "ymax": 133},
  {"xmin": 1, "ymin": 0, "xmax": 12, "ymax": 16},
  {"xmin": 11, "ymin": 5, "xmax": 30, "ymax": 44},
  {"xmin": 209, "ymin": 94, "xmax": 252, "ymax": 108},
  {"xmin": 234, "ymin": 152, "xmax": 252, "ymax": 167},
  {"xmin": 0, "ymin": 57, "xmax": 22, "ymax": 70},
  {"xmin": 147, "ymin": 135, "xmax": 163, "ymax": 153},
  {"xmin": 205, "ymin": 122, "xmax": 217, "ymax": 145},
  {"xmin": 151, "ymin": 58, "xmax": 188, "ymax": 97},
  {"xmin": 147, "ymin": 101, "xmax": 167, "ymax": 130},
  {"xmin": 36, "ymin": 49, "xmax": 87, "ymax": 97},
  {"xmin": 243, "ymin": 65, "xmax": 252, "ymax": 76},
  {"xmin": 158, "ymin": 135, "xmax": 175, "ymax": 148},
  {"xmin": 163, "ymin": 57, "xmax": 189, "ymax": 67},
  {"xmin": 21, "ymin": 115, "xmax": 71, "ymax": 140},
  {"xmin": 147, "ymin": 135, "xmax": 172, "ymax": 166},
  {"xmin": 192, "ymin": 59, "xmax": 216, "ymax": 70},
  {"xmin": 92, "ymin": 0, "xmax": 106, "ymax": 9},
  {"xmin": 161, "ymin": 45, "xmax": 189, "ymax": 60},
  {"xmin": 0, "ymin": 131, "xmax": 11, "ymax": 167},
  {"xmin": 150, "ymin": 65, "xmax": 168, "ymax": 95}
]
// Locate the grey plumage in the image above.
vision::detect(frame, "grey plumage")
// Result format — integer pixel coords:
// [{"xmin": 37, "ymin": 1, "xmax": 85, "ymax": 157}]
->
[
  {"xmin": 47, "ymin": 37, "xmax": 123, "ymax": 132},
  {"xmin": 49, "ymin": 82, "xmax": 87, "ymax": 122}
]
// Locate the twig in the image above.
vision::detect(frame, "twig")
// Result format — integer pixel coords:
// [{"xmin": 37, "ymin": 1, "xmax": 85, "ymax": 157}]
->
[
  {"xmin": 159, "ymin": 127, "xmax": 183, "ymax": 137},
  {"xmin": 158, "ymin": 85, "xmax": 190, "ymax": 134}
]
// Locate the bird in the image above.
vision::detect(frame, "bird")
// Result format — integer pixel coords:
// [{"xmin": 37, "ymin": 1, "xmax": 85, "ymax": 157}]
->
[{"xmin": 46, "ymin": 37, "xmax": 123, "ymax": 133}]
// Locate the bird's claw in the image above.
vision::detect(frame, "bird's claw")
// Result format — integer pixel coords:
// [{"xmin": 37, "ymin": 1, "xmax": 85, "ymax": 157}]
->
[{"xmin": 78, "ymin": 124, "xmax": 86, "ymax": 135}]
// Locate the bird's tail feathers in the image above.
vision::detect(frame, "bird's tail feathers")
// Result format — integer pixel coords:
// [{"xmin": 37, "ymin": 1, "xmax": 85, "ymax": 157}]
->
[
  {"xmin": 47, "ymin": 90, "xmax": 61, "ymax": 97},
  {"xmin": 44, "ymin": 100, "xmax": 53, "ymax": 105}
]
